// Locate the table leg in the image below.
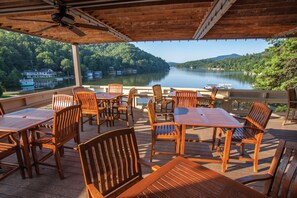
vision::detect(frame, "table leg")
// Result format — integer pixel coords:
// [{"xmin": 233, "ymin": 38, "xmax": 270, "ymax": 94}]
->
[
  {"xmin": 20, "ymin": 131, "xmax": 33, "ymax": 178},
  {"xmin": 221, "ymin": 129, "xmax": 232, "ymax": 172},
  {"xmin": 180, "ymin": 124, "xmax": 186, "ymax": 156}
]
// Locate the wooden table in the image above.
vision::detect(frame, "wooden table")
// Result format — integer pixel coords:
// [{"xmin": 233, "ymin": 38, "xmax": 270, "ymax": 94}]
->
[
  {"xmin": 174, "ymin": 107, "xmax": 242, "ymax": 172},
  {"xmin": 0, "ymin": 108, "xmax": 54, "ymax": 178},
  {"xmin": 118, "ymin": 157, "xmax": 266, "ymax": 198},
  {"xmin": 96, "ymin": 92, "xmax": 122, "ymax": 126}
]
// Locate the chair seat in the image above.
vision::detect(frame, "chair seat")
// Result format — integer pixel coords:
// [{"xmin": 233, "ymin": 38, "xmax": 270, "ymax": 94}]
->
[
  {"xmin": 0, "ymin": 143, "xmax": 16, "ymax": 159},
  {"xmin": 155, "ymin": 125, "xmax": 178, "ymax": 137},
  {"xmin": 222, "ymin": 127, "xmax": 256, "ymax": 143},
  {"xmin": 113, "ymin": 103, "xmax": 127, "ymax": 111},
  {"xmin": 39, "ymin": 120, "xmax": 53, "ymax": 129}
]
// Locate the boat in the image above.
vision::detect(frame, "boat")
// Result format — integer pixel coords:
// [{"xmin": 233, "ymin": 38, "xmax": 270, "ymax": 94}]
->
[
  {"xmin": 20, "ymin": 79, "xmax": 34, "ymax": 87},
  {"xmin": 204, "ymin": 83, "xmax": 232, "ymax": 89}
]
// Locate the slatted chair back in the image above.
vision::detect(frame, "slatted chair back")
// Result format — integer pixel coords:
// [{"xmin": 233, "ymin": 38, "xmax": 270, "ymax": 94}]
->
[
  {"xmin": 147, "ymin": 100, "xmax": 157, "ymax": 130},
  {"xmin": 0, "ymin": 102, "xmax": 5, "ymax": 116},
  {"xmin": 152, "ymin": 84, "xmax": 163, "ymax": 102},
  {"xmin": 72, "ymin": 86, "xmax": 86, "ymax": 103},
  {"xmin": 79, "ymin": 128, "xmax": 142, "ymax": 198},
  {"xmin": 175, "ymin": 90, "xmax": 198, "ymax": 108},
  {"xmin": 288, "ymin": 87, "xmax": 297, "ymax": 108},
  {"xmin": 108, "ymin": 84, "xmax": 123, "ymax": 93},
  {"xmin": 266, "ymin": 140, "xmax": 297, "ymax": 198},
  {"xmin": 126, "ymin": 88, "xmax": 135, "ymax": 107},
  {"xmin": 52, "ymin": 94, "xmax": 74, "ymax": 111},
  {"xmin": 244, "ymin": 102, "xmax": 272, "ymax": 133},
  {"xmin": 52, "ymin": 104, "xmax": 81, "ymax": 145},
  {"xmin": 209, "ymin": 86, "xmax": 218, "ymax": 108},
  {"xmin": 75, "ymin": 92, "xmax": 98, "ymax": 114}
]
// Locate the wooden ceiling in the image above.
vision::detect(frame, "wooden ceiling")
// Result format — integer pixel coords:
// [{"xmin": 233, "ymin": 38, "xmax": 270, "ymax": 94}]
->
[{"xmin": 0, "ymin": 0, "xmax": 296, "ymax": 44}]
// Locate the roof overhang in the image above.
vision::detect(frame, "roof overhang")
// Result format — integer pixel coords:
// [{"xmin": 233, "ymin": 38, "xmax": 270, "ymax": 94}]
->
[{"xmin": 0, "ymin": 0, "xmax": 296, "ymax": 44}]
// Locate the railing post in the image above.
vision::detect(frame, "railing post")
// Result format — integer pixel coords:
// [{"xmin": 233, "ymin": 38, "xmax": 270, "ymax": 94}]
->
[{"xmin": 72, "ymin": 44, "xmax": 82, "ymax": 86}]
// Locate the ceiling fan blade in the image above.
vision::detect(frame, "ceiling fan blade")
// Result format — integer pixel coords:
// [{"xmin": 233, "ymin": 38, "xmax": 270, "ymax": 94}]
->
[
  {"xmin": 8, "ymin": 18, "xmax": 54, "ymax": 24},
  {"xmin": 35, "ymin": 25, "xmax": 59, "ymax": 33},
  {"xmin": 68, "ymin": 26, "xmax": 86, "ymax": 37},
  {"xmin": 74, "ymin": 23, "xmax": 108, "ymax": 31}
]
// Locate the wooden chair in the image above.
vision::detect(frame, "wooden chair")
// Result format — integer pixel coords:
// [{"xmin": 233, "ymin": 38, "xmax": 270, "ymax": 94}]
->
[
  {"xmin": 112, "ymin": 88, "xmax": 135, "ymax": 127},
  {"xmin": 0, "ymin": 102, "xmax": 5, "ymax": 116},
  {"xmin": 108, "ymin": 83, "xmax": 123, "ymax": 93},
  {"xmin": 282, "ymin": 87, "xmax": 297, "ymax": 126},
  {"xmin": 198, "ymin": 86, "xmax": 218, "ymax": 108},
  {"xmin": 216, "ymin": 102, "xmax": 272, "ymax": 172},
  {"xmin": 78, "ymin": 128, "xmax": 159, "ymax": 198},
  {"xmin": 30, "ymin": 104, "xmax": 81, "ymax": 179},
  {"xmin": 147, "ymin": 99, "xmax": 180, "ymax": 162},
  {"xmin": 40, "ymin": 94, "xmax": 74, "ymax": 129},
  {"xmin": 152, "ymin": 84, "xmax": 173, "ymax": 119},
  {"xmin": 72, "ymin": 86, "xmax": 87, "ymax": 103},
  {"xmin": 0, "ymin": 132, "xmax": 25, "ymax": 180},
  {"xmin": 236, "ymin": 140, "xmax": 297, "ymax": 198},
  {"xmin": 175, "ymin": 90, "xmax": 198, "ymax": 108},
  {"xmin": 76, "ymin": 92, "xmax": 107, "ymax": 133}
]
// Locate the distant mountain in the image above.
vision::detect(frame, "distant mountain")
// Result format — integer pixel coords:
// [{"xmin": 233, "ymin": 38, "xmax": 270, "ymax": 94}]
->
[
  {"xmin": 208, "ymin": 53, "xmax": 241, "ymax": 60},
  {"xmin": 176, "ymin": 53, "xmax": 262, "ymax": 71},
  {"xmin": 167, "ymin": 62, "xmax": 179, "ymax": 67}
]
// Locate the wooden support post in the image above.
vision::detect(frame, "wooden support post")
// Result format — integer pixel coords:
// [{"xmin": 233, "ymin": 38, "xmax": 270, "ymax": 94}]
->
[{"xmin": 72, "ymin": 44, "xmax": 82, "ymax": 86}]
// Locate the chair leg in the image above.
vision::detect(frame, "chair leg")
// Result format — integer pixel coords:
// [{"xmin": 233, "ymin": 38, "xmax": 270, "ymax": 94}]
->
[
  {"xmin": 175, "ymin": 138, "xmax": 180, "ymax": 155},
  {"xmin": 126, "ymin": 110, "xmax": 129, "ymax": 127},
  {"xmin": 80, "ymin": 116, "xmax": 84, "ymax": 132},
  {"xmin": 217, "ymin": 129, "xmax": 223, "ymax": 149},
  {"xmin": 96, "ymin": 115, "xmax": 101, "ymax": 134},
  {"xmin": 150, "ymin": 138, "xmax": 155, "ymax": 162},
  {"xmin": 54, "ymin": 149, "xmax": 64, "ymax": 179},
  {"xmin": 282, "ymin": 107, "xmax": 290, "ymax": 126},
  {"xmin": 131, "ymin": 106, "xmax": 134, "ymax": 122},
  {"xmin": 253, "ymin": 143, "xmax": 261, "ymax": 173},
  {"xmin": 240, "ymin": 143, "xmax": 245, "ymax": 156},
  {"xmin": 31, "ymin": 143, "xmax": 40, "ymax": 175},
  {"xmin": 15, "ymin": 145, "xmax": 25, "ymax": 179},
  {"xmin": 212, "ymin": 128, "xmax": 217, "ymax": 150}
]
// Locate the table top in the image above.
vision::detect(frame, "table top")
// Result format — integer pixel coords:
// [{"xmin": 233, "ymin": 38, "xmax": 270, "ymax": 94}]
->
[
  {"xmin": 168, "ymin": 91, "xmax": 203, "ymax": 98},
  {"xmin": 6, "ymin": 108, "xmax": 54, "ymax": 119},
  {"xmin": 0, "ymin": 108, "xmax": 54, "ymax": 132},
  {"xmin": 118, "ymin": 157, "xmax": 266, "ymax": 198},
  {"xmin": 174, "ymin": 107, "xmax": 242, "ymax": 128},
  {"xmin": 96, "ymin": 92, "xmax": 122, "ymax": 100}
]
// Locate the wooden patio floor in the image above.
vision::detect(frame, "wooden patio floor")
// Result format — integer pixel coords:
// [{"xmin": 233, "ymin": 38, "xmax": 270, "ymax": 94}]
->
[{"xmin": 0, "ymin": 108, "xmax": 296, "ymax": 198}]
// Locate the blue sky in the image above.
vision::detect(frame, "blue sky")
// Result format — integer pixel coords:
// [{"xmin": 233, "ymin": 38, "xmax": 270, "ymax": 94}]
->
[{"xmin": 132, "ymin": 39, "xmax": 269, "ymax": 63}]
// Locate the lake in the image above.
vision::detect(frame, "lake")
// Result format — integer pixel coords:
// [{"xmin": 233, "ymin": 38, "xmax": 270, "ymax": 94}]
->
[{"xmin": 85, "ymin": 67, "xmax": 254, "ymax": 89}]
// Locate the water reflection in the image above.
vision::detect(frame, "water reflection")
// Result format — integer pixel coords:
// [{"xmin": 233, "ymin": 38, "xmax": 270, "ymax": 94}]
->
[{"xmin": 84, "ymin": 71, "xmax": 169, "ymax": 86}]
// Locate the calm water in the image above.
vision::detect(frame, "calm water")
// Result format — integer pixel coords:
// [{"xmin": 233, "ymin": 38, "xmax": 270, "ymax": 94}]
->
[{"xmin": 86, "ymin": 67, "xmax": 254, "ymax": 89}]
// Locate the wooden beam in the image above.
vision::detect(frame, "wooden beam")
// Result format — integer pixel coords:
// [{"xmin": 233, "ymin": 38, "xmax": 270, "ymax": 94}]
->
[
  {"xmin": 193, "ymin": 0, "xmax": 237, "ymax": 40},
  {"xmin": 72, "ymin": 44, "xmax": 82, "ymax": 86},
  {"xmin": 69, "ymin": 8, "xmax": 132, "ymax": 42},
  {"xmin": 275, "ymin": 26, "xmax": 297, "ymax": 38}
]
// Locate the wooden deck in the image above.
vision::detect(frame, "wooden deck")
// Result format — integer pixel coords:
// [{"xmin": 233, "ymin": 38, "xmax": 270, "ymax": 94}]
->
[{"xmin": 0, "ymin": 108, "xmax": 296, "ymax": 198}]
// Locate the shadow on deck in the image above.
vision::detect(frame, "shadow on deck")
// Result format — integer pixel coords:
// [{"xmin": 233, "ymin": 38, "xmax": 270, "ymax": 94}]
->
[{"xmin": 0, "ymin": 108, "xmax": 296, "ymax": 197}]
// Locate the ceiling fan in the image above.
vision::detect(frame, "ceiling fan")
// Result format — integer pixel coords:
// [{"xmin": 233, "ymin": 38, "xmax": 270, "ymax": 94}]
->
[{"xmin": 8, "ymin": 5, "xmax": 109, "ymax": 37}]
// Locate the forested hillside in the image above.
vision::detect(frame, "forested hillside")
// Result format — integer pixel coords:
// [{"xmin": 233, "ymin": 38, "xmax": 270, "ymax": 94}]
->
[
  {"xmin": 0, "ymin": 30, "xmax": 169, "ymax": 89},
  {"xmin": 176, "ymin": 38, "xmax": 297, "ymax": 90},
  {"xmin": 176, "ymin": 53, "xmax": 262, "ymax": 71}
]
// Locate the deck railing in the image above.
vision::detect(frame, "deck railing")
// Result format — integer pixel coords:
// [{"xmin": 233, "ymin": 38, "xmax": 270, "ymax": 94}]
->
[{"xmin": 0, "ymin": 85, "xmax": 286, "ymax": 115}]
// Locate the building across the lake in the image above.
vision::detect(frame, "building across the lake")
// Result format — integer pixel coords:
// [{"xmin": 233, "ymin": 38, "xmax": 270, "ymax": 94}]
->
[{"xmin": 22, "ymin": 68, "xmax": 57, "ymax": 78}]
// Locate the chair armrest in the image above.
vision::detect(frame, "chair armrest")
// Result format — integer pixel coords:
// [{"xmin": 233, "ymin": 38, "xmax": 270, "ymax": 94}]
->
[
  {"xmin": 138, "ymin": 159, "xmax": 160, "ymax": 171},
  {"xmin": 235, "ymin": 174, "xmax": 272, "ymax": 184},
  {"xmin": 0, "ymin": 132, "xmax": 12, "ymax": 139},
  {"xmin": 33, "ymin": 130, "xmax": 53, "ymax": 136},
  {"xmin": 87, "ymin": 184, "xmax": 104, "ymax": 198}
]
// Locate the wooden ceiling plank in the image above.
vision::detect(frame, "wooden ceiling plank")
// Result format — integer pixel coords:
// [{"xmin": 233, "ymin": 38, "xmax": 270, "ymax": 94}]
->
[{"xmin": 193, "ymin": 0, "xmax": 237, "ymax": 40}]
